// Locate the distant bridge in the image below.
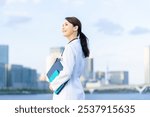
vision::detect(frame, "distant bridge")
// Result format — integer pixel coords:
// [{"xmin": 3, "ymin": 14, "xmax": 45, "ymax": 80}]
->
[{"xmin": 85, "ymin": 84, "xmax": 150, "ymax": 94}]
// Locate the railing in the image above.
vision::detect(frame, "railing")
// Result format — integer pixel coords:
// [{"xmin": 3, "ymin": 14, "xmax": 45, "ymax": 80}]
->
[{"xmin": 85, "ymin": 84, "xmax": 150, "ymax": 94}]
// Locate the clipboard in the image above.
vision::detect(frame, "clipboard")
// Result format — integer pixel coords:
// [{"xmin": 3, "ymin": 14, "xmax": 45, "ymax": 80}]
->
[{"xmin": 47, "ymin": 58, "xmax": 68, "ymax": 95}]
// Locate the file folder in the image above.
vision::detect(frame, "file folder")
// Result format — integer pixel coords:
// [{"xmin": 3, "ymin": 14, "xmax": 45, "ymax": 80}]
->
[{"xmin": 47, "ymin": 58, "xmax": 68, "ymax": 95}]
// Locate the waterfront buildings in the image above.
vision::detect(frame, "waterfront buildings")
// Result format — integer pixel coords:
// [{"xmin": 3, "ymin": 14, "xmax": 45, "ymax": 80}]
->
[
  {"xmin": 108, "ymin": 71, "xmax": 129, "ymax": 85},
  {"xmin": 7, "ymin": 64, "xmax": 38, "ymax": 89},
  {"xmin": 0, "ymin": 45, "xmax": 8, "ymax": 88},
  {"xmin": 95, "ymin": 71, "xmax": 105, "ymax": 84},
  {"xmin": 94, "ymin": 71, "xmax": 129, "ymax": 87},
  {"xmin": 84, "ymin": 58, "xmax": 94, "ymax": 80},
  {"xmin": 0, "ymin": 45, "xmax": 45, "ymax": 90},
  {"xmin": 0, "ymin": 64, "xmax": 7, "ymax": 88}
]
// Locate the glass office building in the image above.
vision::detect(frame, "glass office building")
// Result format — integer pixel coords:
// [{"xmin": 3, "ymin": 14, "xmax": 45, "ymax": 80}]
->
[{"xmin": 0, "ymin": 45, "xmax": 8, "ymax": 64}]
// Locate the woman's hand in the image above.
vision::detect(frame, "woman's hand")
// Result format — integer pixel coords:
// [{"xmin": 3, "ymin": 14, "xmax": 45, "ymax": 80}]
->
[{"xmin": 49, "ymin": 83, "xmax": 53, "ymax": 91}]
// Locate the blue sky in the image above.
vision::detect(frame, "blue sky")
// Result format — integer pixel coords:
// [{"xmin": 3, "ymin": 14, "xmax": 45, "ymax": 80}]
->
[{"xmin": 0, "ymin": 0, "xmax": 150, "ymax": 84}]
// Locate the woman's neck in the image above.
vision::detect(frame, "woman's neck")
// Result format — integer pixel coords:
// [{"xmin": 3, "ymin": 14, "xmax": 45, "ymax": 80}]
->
[
  {"xmin": 68, "ymin": 37, "xmax": 78, "ymax": 44},
  {"xmin": 66, "ymin": 31, "xmax": 78, "ymax": 41},
  {"xmin": 67, "ymin": 35, "xmax": 78, "ymax": 42}
]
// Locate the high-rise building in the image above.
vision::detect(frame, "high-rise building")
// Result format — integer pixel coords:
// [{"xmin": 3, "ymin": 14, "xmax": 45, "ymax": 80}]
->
[
  {"xmin": 0, "ymin": 45, "xmax": 8, "ymax": 64},
  {"xmin": 0, "ymin": 45, "xmax": 39, "ymax": 90},
  {"xmin": 7, "ymin": 64, "xmax": 38, "ymax": 89},
  {"xmin": 95, "ymin": 71, "xmax": 105, "ymax": 80},
  {"xmin": 108, "ymin": 71, "xmax": 129, "ymax": 85},
  {"xmin": 0, "ymin": 64, "xmax": 7, "ymax": 88},
  {"xmin": 30, "ymin": 69, "xmax": 38, "ymax": 89},
  {"xmin": 144, "ymin": 46, "xmax": 150, "ymax": 84},
  {"xmin": 82, "ymin": 58, "xmax": 94, "ymax": 80},
  {"xmin": 22, "ymin": 67, "xmax": 38, "ymax": 89},
  {"xmin": 8, "ymin": 64, "xmax": 23, "ymax": 88},
  {"xmin": 95, "ymin": 71, "xmax": 105, "ymax": 84}
]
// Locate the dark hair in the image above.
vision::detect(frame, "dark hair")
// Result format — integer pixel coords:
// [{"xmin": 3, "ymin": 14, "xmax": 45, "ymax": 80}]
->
[{"xmin": 65, "ymin": 17, "xmax": 90, "ymax": 58}]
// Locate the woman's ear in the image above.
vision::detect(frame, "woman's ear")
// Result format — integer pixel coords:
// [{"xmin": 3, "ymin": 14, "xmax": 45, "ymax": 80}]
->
[{"xmin": 73, "ymin": 26, "xmax": 78, "ymax": 31}]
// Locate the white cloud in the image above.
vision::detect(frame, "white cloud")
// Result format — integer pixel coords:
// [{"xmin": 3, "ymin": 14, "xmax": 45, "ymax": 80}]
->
[
  {"xmin": 6, "ymin": 0, "xmax": 26, "ymax": 5},
  {"xmin": 4, "ymin": 11, "xmax": 29, "ymax": 17},
  {"xmin": 4, "ymin": 15, "xmax": 32, "ymax": 27},
  {"xmin": 102, "ymin": 0, "xmax": 124, "ymax": 6},
  {"xmin": 96, "ymin": 19, "xmax": 124, "ymax": 35},
  {"xmin": 61, "ymin": 0, "xmax": 85, "ymax": 6},
  {"xmin": 0, "ymin": 0, "xmax": 6, "ymax": 6},
  {"xmin": 2, "ymin": 11, "xmax": 32, "ymax": 27},
  {"xmin": 0, "ymin": 0, "xmax": 40, "ymax": 27},
  {"xmin": 5, "ymin": 0, "xmax": 41, "ymax": 5},
  {"xmin": 129, "ymin": 27, "xmax": 150, "ymax": 35},
  {"xmin": 32, "ymin": 0, "xmax": 41, "ymax": 4}
]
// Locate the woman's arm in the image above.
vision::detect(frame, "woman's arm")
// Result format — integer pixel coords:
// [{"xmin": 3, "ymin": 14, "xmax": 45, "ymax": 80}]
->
[{"xmin": 50, "ymin": 45, "xmax": 75, "ymax": 91}]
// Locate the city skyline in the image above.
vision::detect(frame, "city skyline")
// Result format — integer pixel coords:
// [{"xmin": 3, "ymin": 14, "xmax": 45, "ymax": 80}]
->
[{"xmin": 1, "ymin": 0, "xmax": 150, "ymax": 84}]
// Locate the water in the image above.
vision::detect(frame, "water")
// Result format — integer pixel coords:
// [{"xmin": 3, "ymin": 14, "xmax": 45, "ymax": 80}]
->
[{"xmin": 0, "ymin": 93, "xmax": 150, "ymax": 100}]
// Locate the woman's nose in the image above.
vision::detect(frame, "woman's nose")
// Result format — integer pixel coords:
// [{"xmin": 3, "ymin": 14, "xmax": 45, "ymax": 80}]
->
[
  {"xmin": 61, "ymin": 27, "xmax": 64, "ymax": 32},
  {"xmin": 61, "ymin": 25, "xmax": 64, "ymax": 30}
]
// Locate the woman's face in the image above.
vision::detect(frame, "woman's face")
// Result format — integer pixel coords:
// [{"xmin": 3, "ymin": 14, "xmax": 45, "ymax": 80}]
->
[{"xmin": 62, "ymin": 20, "xmax": 76, "ymax": 38}]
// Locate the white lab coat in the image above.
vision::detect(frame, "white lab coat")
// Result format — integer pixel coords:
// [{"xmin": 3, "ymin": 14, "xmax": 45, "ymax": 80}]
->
[{"xmin": 50, "ymin": 39, "xmax": 85, "ymax": 100}]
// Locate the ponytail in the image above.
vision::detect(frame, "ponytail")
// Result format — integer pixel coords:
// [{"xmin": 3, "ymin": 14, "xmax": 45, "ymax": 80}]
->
[
  {"xmin": 65, "ymin": 17, "xmax": 90, "ymax": 57},
  {"xmin": 79, "ymin": 32, "xmax": 90, "ymax": 58}
]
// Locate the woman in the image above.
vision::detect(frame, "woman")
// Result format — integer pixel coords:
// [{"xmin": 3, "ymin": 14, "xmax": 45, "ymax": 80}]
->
[{"xmin": 49, "ymin": 17, "xmax": 90, "ymax": 100}]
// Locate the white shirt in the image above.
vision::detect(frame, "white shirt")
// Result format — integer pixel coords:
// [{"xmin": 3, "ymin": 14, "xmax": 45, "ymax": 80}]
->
[{"xmin": 51, "ymin": 39, "xmax": 85, "ymax": 100}]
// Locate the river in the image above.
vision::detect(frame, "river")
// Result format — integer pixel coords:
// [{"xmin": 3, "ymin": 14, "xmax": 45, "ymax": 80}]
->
[{"xmin": 0, "ymin": 93, "xmax": 150, "ymax": 100}]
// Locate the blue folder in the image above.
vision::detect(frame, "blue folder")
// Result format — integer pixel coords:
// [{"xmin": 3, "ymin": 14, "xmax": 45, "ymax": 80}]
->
[{"xmin": 47, "ymin": 58, "xmax": 68, "ymax": 95}]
